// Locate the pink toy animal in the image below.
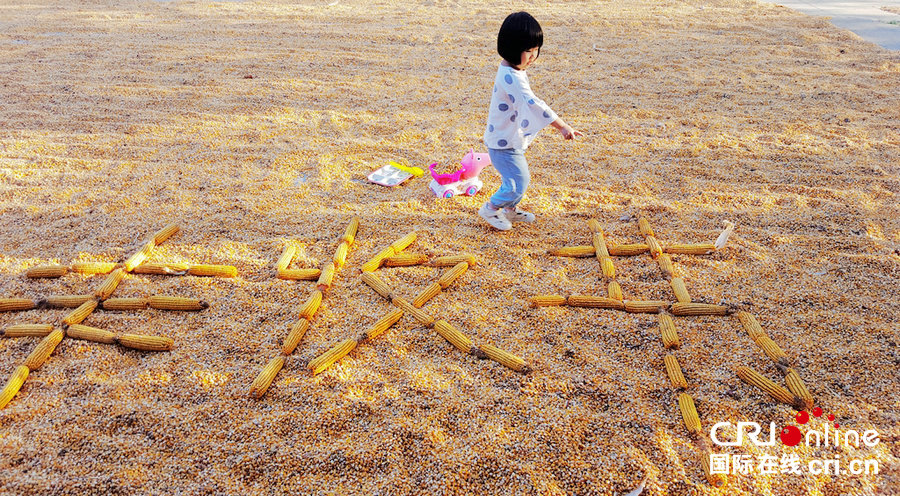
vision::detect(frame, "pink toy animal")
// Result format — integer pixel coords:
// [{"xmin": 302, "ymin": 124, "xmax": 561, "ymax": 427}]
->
[{"xmin": 428, "ymin": 149, "xmax": 492, "ymax": 198}]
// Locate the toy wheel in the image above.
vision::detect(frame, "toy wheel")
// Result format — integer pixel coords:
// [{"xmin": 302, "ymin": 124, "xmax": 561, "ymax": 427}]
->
[
  {"xmin": 465, "ymin": 186, "xmax": 479, "ymax": 196},
  {"xmin": 443, "ymin": 190, "xmax": 454, "ymax": 198}
]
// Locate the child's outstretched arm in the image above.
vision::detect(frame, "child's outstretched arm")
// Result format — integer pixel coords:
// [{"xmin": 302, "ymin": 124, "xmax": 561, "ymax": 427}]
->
[{"xmin": 551, "ymin": 118, "xmax": 582, "ymax": 140}]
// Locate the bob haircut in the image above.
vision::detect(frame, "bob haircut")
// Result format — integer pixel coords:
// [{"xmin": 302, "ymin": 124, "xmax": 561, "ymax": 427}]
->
[{"xmin": 497, "ymin": 12, "xmax": 543, "ymax": 67}]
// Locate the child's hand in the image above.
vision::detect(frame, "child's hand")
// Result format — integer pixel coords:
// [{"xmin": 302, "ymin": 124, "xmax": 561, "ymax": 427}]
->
[{"xmin": 558, "ymin": 124, "xmax": 582, "ymax": 140}]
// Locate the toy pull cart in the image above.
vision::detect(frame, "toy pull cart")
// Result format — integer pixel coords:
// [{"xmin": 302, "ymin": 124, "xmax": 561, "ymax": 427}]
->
[{"xmin": 428, "ymin": 149, "xmax": 492, "ymax": 198}]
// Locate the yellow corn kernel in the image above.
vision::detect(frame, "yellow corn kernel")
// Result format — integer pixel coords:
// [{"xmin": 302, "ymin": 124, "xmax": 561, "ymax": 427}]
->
[
  {"xmin": 736, "ymin": 311, "xmax": 767, "ymax": 343},
  {"xmin": 308, "ymin": 338, "xmax": 358, "ymax": 375},
  {"xmin": 277, "ymin": 268, "xmax": 321, "ymax": 281},
  {"xmin": 785, "ymin": 369, "xmax": 814, "ymax": 410},
  {"xmin": 361, "ymin": 246, "xmax": 396, "ymax": 272},
  {"xmin": 664, "ymin": 243, "xmax": 716, "ymax": 255},
  {"xmin": 624, "ymin": 300, "xmax": 668, "ymax": 314},
  {"xmin": 664, "ymin": 354, "xmax": 688, "ymax": 388},
  {"xmin": 567, "ymin": 295, "xmax": 625, "ymax": 310},
  {"xmin": 430, "ymin": 254, "xmax": 477, "ymax": 267},
  {"xmin": 390, "ymin": 232, "xmax": 417, "ymax": 252},
  {"xmin": 95, "ymin": 268, "xmax": 126, "ymax": 300},
  {"xmin": 148, "ymin": 296, "xmax": 208, "ymax": 311},
  {"xmin": 599, "ymin": 257, "xmax": 616, "ymax": 279},
  {"xmin": 249, "ymin": 356, "xmax": 285, "ymax": 398},
  {"xmin": 384, "ymin": 253, "xmax": 428, "ymax": 267},
  {"xmin": 608, "ymin": 281, "xmax": 623, "ymax": 301},
  {"xmin": 152, "ymin": 223, "xmax": 180, "ymax": 245},
  {"xmin": 23, "ymin": 329, "xmax": 64, "ymax": 370},
  {"xmin": 646, "ymin": 236, "xmax": 663, "ymax": 259},
  {"xmin": 0, "ymin": 298, "xmax": 37, "ymax": 312},
  {"xmin": 132, "ymin": 262, "xmax": 190, "ymax": 275},
  {"xmin": 341, "ymin": 217, "xmax": 360, "ymax": 245},
  {"xmin": 479, "ymin": 344, "xmax": 527, "ymax": 373},
  {"xmin": 548, "ymin": 245, "xmax": 595, "ymax": 258},
  {"xmin": 437, "ymin": 262, "xmax": 469, "ymax": 289},
  {"xmin": 658, "ymin": 313, "xmax": 681, "ymax": 349},
  {"xmin": 298, "ymin": 290, "xmax": 323, "ymax": 319},
  {"xmin": 529, "ymin": 295, "xmax": 567, "ymax": 307},
  {"xmin": 433, "ymin": 320, "xmax": 472, "ymax": 353},
  {"xmin": 0, "ymin": 366, "xmax": 29, "ymax": 410},
  {"xmin": 46, "ymin": 294, "xmax": 92, "ymax": 308},
  {"xmin": 66, "ymin": 324, "xmax": 117, "ymax": 344},
  {"xmin": 124, "ymin": 242, "xmax": 155, "ymax": 272},
  {"xmin": 26, "ymin": 265, "xmax": 68, "ymax": 278},
  {"xmin": 756, "ymin": 336, "xmax": 789, "ymax": 365},
  {"xmin": 188, "ymin": 264, "xmax": 237, "ymax": 278},
  {"xmin": 361, "ymin": 272, "xmax": 394, "ymax": 300},
  {"xmin": 101, "ymin": 298, "xmax": 149, "ymax": 311},
  {"xmin": 638, "ymin": 217, "xmax": 655, "ymax": 237},
  {"xmin": 63, "ymin": 299, "xmax": 99, "ymax": 325},
  {"xmin": 678, "ymin": 393, "xmax": 702, "ymax": 435},
  {"xmin": 608, "ymin": 244, "xmax": 649, "ymax": 257},
  {"xmin": 736, "ymin": 366, "xmax": 802, "ymax": 408},
  {"xmin": 363, "ymin": 308, "xmax": 404, "ymax": 341},
  {"xmin": 70, "ymin": 262, "xmax": 118, "ymax": 275},
  {"xmin": 281, "ymin": 318, "xmax": 309, "ymax": 355},
  {"xmin": 276, "ymin": 245, "xmax": 297, "ymax": 271},
  {"xmin": 316, "ymin": 263, "xmax": 336, "ymax": 292},
  {"xmin": 670, "ymin": 278, "xmax": 691, "ymax": 303},
  {"xmin": 2, "ymin": 324, "xmax": 54, "ymax": 338},
  {"xmin": 657, "ymin": 254, "xmax": 674, "ymax": 278},
  {"xmin": 118, "ymin": 334, "xmax": 174, "ymax": 351},
  {"xmin": 671, "ymin": 302, "xmax": 730, "ymax": 316},
  {"xmin": 413, "ymin": 282, "xmax": 443, "ymax": 308},
  {"xmin": 592, "ymin": 232, "xmax": 610, "ymax": 258},
  {"xmin": 333, "ymin": 242, "xmax": 350, "ymax": 269},
  {"xmin": 701, "ymin": 450, "xmax": 727, "ymax": 488},
  {"xmin": 392, "ymin": 297, "xmax": 434, "ymax": 327}
]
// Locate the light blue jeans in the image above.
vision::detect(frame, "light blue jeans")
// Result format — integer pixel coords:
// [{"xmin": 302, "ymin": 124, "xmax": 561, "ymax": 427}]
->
[{"xmin": 487, "ymin": 148, "xmax": 530, "ymax": 209}]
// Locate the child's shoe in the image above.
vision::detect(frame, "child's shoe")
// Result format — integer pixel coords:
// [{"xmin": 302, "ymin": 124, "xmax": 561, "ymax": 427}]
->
[
  {"xmin": 504, "ymin": 208, "xmax": 536, "ymax": 223},
  {"xmin": 479, "ymin": 203, "xmax": 512, "ymax": 230}
]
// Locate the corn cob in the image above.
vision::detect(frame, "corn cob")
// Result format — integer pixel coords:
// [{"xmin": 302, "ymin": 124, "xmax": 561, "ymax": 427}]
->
[
  {"xmin": 63, "ymin": 299, "xmax": 99, "ymax": 325},
  {"xmin": 2, "ymin": 324, "xmax": 54, "ymax": 338},
  {"xmin": 529, "ymin": 295, "xmax": 567, "ymax": 307},
  {"xmin": 298, "ymin": 291, "xmax": 323, "ymax": 319},
  {"xmin": 433, "ymin": 320, "xmax": 472, "ymax": 353},
  {"xmin": 413, "ymin": 282, "xmax": 443, "ymax": 308},
  {"xmin": 148, "ymin": 296, "xmax": 208, "ymax": 311},
  {"xmin": 70, "ymin": 262, "xmax": 118, "ymax": 275},
  {"xmin": 756, "ymin": 336, "xmax": 790, "ymax": 365},
  {"xmin": 592, "ymin": 232, "xmax": 610, "ymax": 258},
  {"xmin": 479, "ymin": 344, "xmax": 527, "ymax": 373},
  {"xmin": 664, "ymin": 243, "xmax": 716, "ymax": 255},
  {"xmin": 23, "ymin": 329, "xmax": 64, "ymax": 370},
  {"xmin": 277, "ymin": 268, "xmax": 321, "ymax": 281},
  {"xmin": 363, "ymin": 308, "xmax": 404, "ymax": 341},
  {"xmin": 785, "ymin": 369, "xmax": 814, "ymax": 409},
  {"xmin": 384, "ymin": 253, "xmax": 428, "ymax": 267},
  {"xmin": 188, "ymin": 264, "xmax": 237, "ymax": 278},
  {"xmin": 123, "ymin": 242, "xmax": 155, "ymax": 272},
  {"xmin": 608, "ymin": 244, "xmax": 649, "ymax": 257},
  {"xmin": 657, "ymin": 254, "xmax": 674, "ymax": 278},
  {"xmin": 430, "ymin": 254, "xmax": 477, "ymax": 267},
  {"xmin": 599, "ymin": 257, "xmax": 616, "ymax": 279},
  {"xmin": 437, "ymin": 262, "xmax": 469, "ymax": 289},
  {"xmin": 152, "ymin": 223, "xmax": 180, "ymax": 245},
  {"xmin": 664, "ymin": 354, "xmax": 688, "ymax": 388},
  {"xmin": 132, "ymin": 262, "xmax": 190, "ymax": 275},
  {"xmin": 341, "ymin": 217, "xmax": 360, "ymax": 245},
  {"xmin": 588, "ymin": 219, "xmax": 602, "ymax": 233},
  {"xmin": 671, "ymin": 302, "xmax": 730, "ymax": 316},
  {"xmin": 548, "ymin": 246, "xmax": 595, "ymax": 258},
  {"xmin": 646, "ymin": 236, "xmax": 663, "ymax": 259},
  {"xmin": 26, "ymin": 265, "xmax": 68, "ymax": 278},
  {"xmin": 316, "ymin": 263, "xmax": 336, "ymax": 292},
  {"xmin": 658, "ymin": 313, "xmax": 681, "ymax": 349},
  {"xmin": 736, "ymin": 311, "xmax": 767, "ymax": 343},
  {"xmin": 736, "ymin": 366, "xmax": 802, "ymax": 408},
  {"xmin": 276, "ymin": 245, "xmax": 297, "ymax": 271},
  {"xmin": 0, "ymin": 298, "xmax": 37, "ymax": 312},
  {"xmin": 94, "ymin": 268, "xmax": 126, "ymax": 300},
  {"xmin": 333, "ymin": 242, "xmax": 349, "ymax": 269},
  {"xmin": 308, "ymin": 338, "xmax": 358, "ymax": 375},
  {"xmin": 670, "ymin": 278, "xmax": 691, "ymax": 303},
  {"xmin": 567, "ymin": 295, "xmax": 625, "ymax": 310},
  {"xmin": 281, "ymin": 318, "xmax": 309, "ymax": 355},
  {"xmin": 46, "ymin": 294, "xmax": 92, "ymax": 308},
  {"xmin": 624, "ymin": 300, "xmax": 668, "ymax": 314},
  {"xmin": 638, "ymin": 217, "xmax": 655, "ymax": 237},
  {"xmin": 608, "ymin": 281, "xmax": 623, "ymax": 301},
  {"xmin": 0, "ymin": 366, "xmax": 29, "ymax": 410},
  {"xmin": 101, "ymin": 298, "xmax": 149, "ymax": 311},
  {"xmin": 361, "ymin": 246, "xmax": 396, "ymax": 272},
  {"xmin": 678, "ymin": 393, "xmax": 702, "ymax": 435},
  {"xmin": 66, "ymin": 324, "xmax": 117, "ymax": 344},
  {"xmin": 392, "ymin": 297, "xmax": 434, "ymax": 327},
  {"xmin": 249, "ymin": 356, "xmax": 285, "ymax": 398},
  {"xmin": 361, "ymin": 272, "xmax": 393, "ymax": 300},
  {"xmin": 118, "ymin": 334, "xmax": 174, "ymax": 351},
  {"xmin": 701, "ymin": 450, "xmax": 727, "ymax": 488},
  {"xmin": 390, "ymin": 232, "xmax": 417, "ymax": 252}
]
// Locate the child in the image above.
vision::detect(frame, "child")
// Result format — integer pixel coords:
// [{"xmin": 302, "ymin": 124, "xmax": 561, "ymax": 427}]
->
[{"xmin": 479, "ymin": 11, "xmax": 581, "ymax": 231}]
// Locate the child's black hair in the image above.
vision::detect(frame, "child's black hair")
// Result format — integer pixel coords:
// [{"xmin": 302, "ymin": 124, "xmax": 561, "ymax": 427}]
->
[{"xmin": 497, "ymin": 12, "xmax": 543, "ymax": 67}]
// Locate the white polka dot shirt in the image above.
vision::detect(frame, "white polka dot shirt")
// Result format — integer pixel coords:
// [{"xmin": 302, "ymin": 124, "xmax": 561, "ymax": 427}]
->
[{"xmin": 483, "ymin": 64, "xmax": 559, "ymax": 150}]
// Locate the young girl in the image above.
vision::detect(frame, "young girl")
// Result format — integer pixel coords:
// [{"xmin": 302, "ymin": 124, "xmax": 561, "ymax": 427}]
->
[{"xmin": 479, "ymin": 11, "xmax": 581, "ymax": 231}]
